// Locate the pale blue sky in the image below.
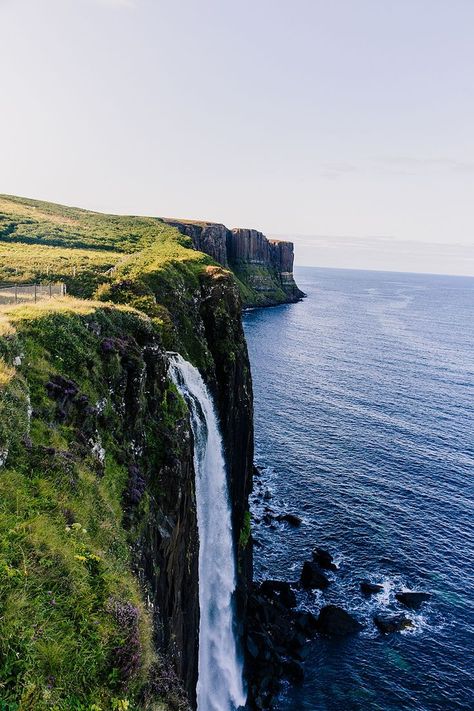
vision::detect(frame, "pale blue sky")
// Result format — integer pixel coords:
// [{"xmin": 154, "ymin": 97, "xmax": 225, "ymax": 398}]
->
[{"xmin": 1, "ymin": 0, "xmax": 473, "ymax": 274}]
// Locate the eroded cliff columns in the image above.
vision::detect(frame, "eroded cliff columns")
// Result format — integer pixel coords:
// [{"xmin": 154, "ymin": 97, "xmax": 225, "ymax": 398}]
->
[{"xmin": 163, "ymin": 219, "xmax": 305, "ymax": 307}]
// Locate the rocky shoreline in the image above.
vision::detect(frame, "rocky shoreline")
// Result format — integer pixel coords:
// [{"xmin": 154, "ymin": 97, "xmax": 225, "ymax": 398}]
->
[{"xmin": 245, "ymin": 471, "xmax": 433, "ymax": 709}]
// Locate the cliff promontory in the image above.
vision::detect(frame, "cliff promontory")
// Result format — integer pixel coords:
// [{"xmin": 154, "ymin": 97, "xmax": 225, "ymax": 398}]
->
[{"xmin": 163, "ymin": 219, "xmax": 304, "ymax": 307}]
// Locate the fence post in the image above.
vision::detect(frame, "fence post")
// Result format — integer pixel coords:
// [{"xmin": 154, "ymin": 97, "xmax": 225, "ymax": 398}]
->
[
  {"xmin": 49, "ymin": 283, "xmax": 52, "ymax": 299},
  {"xmin": 15, "ymin": 284, "xmax": 17, "ymax": 304},
  {"xmin": 34, "ymin": 284, "xmax": 37, "ymax": 303}
]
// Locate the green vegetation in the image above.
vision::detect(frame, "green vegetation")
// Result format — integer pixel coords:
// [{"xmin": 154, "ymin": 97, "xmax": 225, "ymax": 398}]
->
[
  {"xmin": 0, "ymin": 301, "xmax": 189, "ymax": 710},
  {"xmin": 0, "ymin": 195, "xmax": 232, "ymax": 370},
  {"xmin": 0, "ymin": 195, "xmax": 211, "ymax": 301},
  {"xmin": 239, "ymin": 511, "xmax": 252, "ymax": 550},
  {"xmin": 0, "ymin": 196, "xmax": 247, "ymax": 710},
  {"xmin": 231, "ymin": 264, "xmax": 288, "ymax": 307}
]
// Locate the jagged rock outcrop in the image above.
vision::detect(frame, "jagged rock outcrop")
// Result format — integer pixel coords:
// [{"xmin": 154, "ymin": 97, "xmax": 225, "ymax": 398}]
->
[{"xmin": 163, "ymin": 219, "xmax": 305, "ymax": 307}]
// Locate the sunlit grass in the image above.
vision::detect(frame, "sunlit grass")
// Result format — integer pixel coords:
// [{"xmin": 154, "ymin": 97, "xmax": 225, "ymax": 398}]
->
[
  {"xmin": 0, "ymin": 240, "xmax": 120, "ymax": 283},
  {"xmin": 0, "ymin": 359, "xmax": 15, "ymax": 388},
  {"xmin": 0, "ymin": 194, "xmax": 210, "ymax": 303}
]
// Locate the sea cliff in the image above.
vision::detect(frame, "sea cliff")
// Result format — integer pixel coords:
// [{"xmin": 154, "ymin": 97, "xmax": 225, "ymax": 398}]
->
[
  {"xmin": 0, "ymin": 195, "xmax": 304, "ymax": 710},
  {"xmin": 163, "ymin": 219, "xmax": 304, "ymax": 307}
]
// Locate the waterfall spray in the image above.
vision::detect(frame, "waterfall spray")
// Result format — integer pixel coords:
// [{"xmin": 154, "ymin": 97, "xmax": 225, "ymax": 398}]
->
[{"xmin": 168, "ymin": 354, "xmax": 246, "ymax": 711}]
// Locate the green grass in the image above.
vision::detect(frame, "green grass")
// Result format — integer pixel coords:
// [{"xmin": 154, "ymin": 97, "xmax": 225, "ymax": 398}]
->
[
  {"xmin": 0, "ymin": 195, "xmax": 226, "ymax": 368},
  {"xmin": 0, "ymin": 301, "xmax": 191, "ymax": 711},
  {"xmin": 0, "ymin": 195, "xmax": 211, "ymax": 301},
  {"xmin": 0, "ymin": 241, "xmax": 120, "ymax": 285},
  {"xmin": 231, "ymin": 263, "xmax": 288, "ymax": 306}
]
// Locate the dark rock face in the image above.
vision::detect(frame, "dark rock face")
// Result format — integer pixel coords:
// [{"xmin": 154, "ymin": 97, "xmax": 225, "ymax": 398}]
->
[
  {"xmin": 108, "ymin": 334, "xmax": 199, "ymax": 703},
  {"xmin": 395, "ymin": 591, "xmax": 431, "ymax": 609},
  {"xmin": 162, "ymin": 219, "xmax": 229, "ymax": 266},
  {"xmin": 360, "ymin": 580, "xmax": 384, "ymax": 595},
  {"xmin": 312, "ymin": 547, "xmax": 338, "ymax": 571},
  {"xmin": 227, "ymin": 228, "xmax": 272, "ymax": 265},
  {"xmin": 315, "ymin": 605, "xmax": 363, "ymax": 636},
  {"xmin": 163, "ymin": 219, "xmax": 305, "ymax": 307},
  {"xmin": 276, "ymin": 513, "xmax": 302, "ymax": 527},
  {"xmin": 374, "ymin": 614, "xmax": 414, "ymax": 634},
  {"xmin": 246, "ymin": 581, "xmax": 316, "ymax": 709},
  {"xmin": 300, "ymin": 560, "xmax": 330, "ymax": 590},
  {"xmin": 259, "ymin": 580, "xmax": 297, "ymax": 609},
  {"xmin": 198, "ymin": 268, "xmax": 254, "ymax": 604}
]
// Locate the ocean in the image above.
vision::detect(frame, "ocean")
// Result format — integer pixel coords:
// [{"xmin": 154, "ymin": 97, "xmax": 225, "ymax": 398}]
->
[{"xmin": 243, "ymin": 267, "xmax": 474, "ymax": 711}]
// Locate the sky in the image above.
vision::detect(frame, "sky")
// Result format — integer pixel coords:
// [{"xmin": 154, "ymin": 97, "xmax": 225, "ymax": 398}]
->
[{"xmin": 0, "ymin": 0, "xmax": 473, "ymax": 275}]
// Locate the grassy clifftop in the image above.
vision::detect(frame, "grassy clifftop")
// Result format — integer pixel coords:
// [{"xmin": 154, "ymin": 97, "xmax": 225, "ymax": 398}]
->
[
  {"xmin": 0, "ymin": 195, "xmax": 212, "ymax": 301},
  {"xmin": 0, "ymin": 195, "xmax": 224, "ymax": 371}
]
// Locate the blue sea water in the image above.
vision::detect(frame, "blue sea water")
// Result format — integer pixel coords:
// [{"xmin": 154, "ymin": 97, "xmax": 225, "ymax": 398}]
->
[{"xmin": 243, "ymin": 267, "xmax": 474, "ymax": 711}]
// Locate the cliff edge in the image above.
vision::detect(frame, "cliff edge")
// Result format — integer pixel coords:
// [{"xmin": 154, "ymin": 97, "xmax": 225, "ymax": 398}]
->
[{"xmin": 163, "ymin": 219, "xmax": 305, "ymax": 307}]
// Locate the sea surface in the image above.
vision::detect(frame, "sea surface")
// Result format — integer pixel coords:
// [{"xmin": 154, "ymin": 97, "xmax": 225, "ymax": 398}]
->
[{"xmin": 243, "ymin": 267, "xmax": 474, "ymax": 711}]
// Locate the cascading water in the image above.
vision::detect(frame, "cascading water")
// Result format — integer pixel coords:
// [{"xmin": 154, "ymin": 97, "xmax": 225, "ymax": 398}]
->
[{"xmin": 168, "ymin": 354, "xmax": 246, "ymax": 711}]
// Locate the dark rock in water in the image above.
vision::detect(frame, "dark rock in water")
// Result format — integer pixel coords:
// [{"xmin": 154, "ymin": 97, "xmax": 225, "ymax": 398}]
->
[
  {"xmin": 276, "ymin": 513, "xmax": 302, "ymax": 527},
  {"xmin": 263, "ymin": 489, "xmax": 272, "ymax": 501},
  {"xmin": 374, "ymin": 613, "xmax": 414, "ymax": 634},
  {"xmin": 312, "ymin": 546, "xmax": 337, "ymax": 571},
  {"xmin": 282, "ymin": 658, "xmax": 305, "ymax": 683},
  {"xmin": 360, "ymin": 579, "xmax": 384, "ymax": 595},
  {"xmin": 315, "ymin": 605, "xmax": 363, "ymax": 636},
  {"xmin": 259, "ymin": 580, "xmax": 297, "ymax": 608},
  {"xmin": 246, "ymin": 579, "xmax": 311, "ymax": 709},
  {"xmin": 300, "ymin": 560, "xmax": 330, "ymax": 590},
  {"xmin": 293, "ymin": 610, "xmax": 319, "ymax": 636},
  {"xmin": 395, "ymin": 591, "xmax": 431, "ymax": 609}
]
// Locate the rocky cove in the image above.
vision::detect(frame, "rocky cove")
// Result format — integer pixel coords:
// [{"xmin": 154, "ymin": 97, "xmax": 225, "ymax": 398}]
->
[{"xmin": 243, "ymin": 464, "xmax": 435, "ymax": 710}]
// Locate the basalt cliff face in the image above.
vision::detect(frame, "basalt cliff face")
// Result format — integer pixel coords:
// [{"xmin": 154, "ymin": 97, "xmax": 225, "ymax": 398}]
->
[
  {"xmin": 163, "ymin": 219, "xmax": 305, "ymax": 307},
  {"xmin": 0, "ymin": 196, "xmax": 254, "ymax": 711}
]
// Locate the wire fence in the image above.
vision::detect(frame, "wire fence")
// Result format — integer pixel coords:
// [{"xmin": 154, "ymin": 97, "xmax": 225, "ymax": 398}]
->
[{"xmin": 0, "ymin": 283, "xmax": 66, "ymax": 305}]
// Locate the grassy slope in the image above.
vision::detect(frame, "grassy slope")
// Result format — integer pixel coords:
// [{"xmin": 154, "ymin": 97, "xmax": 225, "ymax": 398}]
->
[
  {"xmin": 0, "ymin": 300, "xmax": 193, "ymax": 711},
  {"xmin": 0, "ymin": 196, "xmax": 229, "ymax": 711},
  {"xmin": 0, "ymin": 194, "xmax": 224, "ymax": 367},
  {"xmin": 0, "ymin": 195, "xmax": 213, "ymax": 300}
]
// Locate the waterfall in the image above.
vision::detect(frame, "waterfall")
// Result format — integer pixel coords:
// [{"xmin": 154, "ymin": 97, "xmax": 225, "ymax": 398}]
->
[{"xmin": 168, "ymin": 354, "xmax": 246, "ymax": 711}]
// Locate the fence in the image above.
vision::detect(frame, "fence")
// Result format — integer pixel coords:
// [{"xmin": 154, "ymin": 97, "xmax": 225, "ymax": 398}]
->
[{"xmin": 0, "ymin": 283, "xmax": 66, "ymax": 305}]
